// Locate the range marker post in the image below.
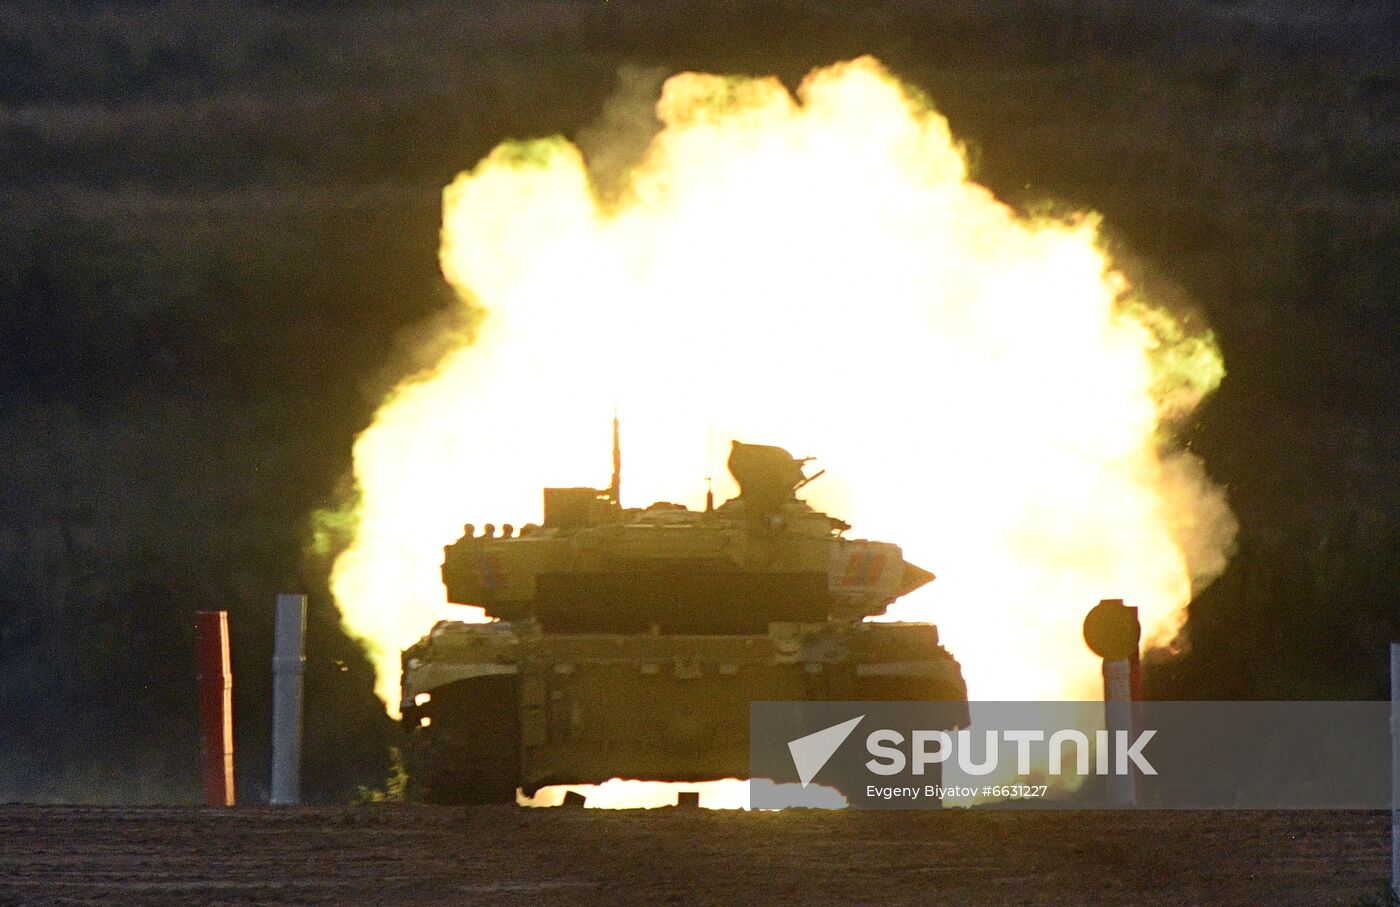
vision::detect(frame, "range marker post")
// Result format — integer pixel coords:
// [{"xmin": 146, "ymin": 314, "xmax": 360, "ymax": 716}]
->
[
  {"xmin": 1391, "ymin": 642, "xmax": 1398, "ymax": 900},
  {"xmin": 270, "ymin": 593, "xmax": 307, "ymax": 806},
  {"xmin": 196, "ymin": 610, "xmax": 235, "ymax": 807},
  {"xmin": 1083, "ymin": 599, "xmax": 1142, "ymax": 808}
]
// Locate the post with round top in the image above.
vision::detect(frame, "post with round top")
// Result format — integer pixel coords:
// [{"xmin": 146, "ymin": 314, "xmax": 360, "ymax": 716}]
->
[{"xmin": 1083, "ymin": 599, "xmax": 1141, "ymax": 808}]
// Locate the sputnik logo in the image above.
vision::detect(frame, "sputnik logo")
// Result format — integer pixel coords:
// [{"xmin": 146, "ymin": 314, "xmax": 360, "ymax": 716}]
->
[{"xmin": 787, "ymin": 715, "xmax": 864, "ymax": 787}]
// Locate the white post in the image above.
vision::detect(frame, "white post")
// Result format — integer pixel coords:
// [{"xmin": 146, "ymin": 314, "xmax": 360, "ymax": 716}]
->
[
  {"xmin": 1391, "ymin": 642, "xmax": 1399, "ymax": 900},
  {"xmin": 270, "ymin": 593, "xmax": 307, "ymax": 806},
  {"xmin": 1104, "ymin": 658, "xmax": 1136, "ymax": 807}
]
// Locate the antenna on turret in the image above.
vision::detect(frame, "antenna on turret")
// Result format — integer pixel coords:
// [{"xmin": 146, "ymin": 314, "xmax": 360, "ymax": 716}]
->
[
  {"xmin": 704, "ymin": 423, "xmax": 715, "ymax": 512},
  {"xmin": 609, "ymin": 408, "xmax": 622, "ymax": 507}
]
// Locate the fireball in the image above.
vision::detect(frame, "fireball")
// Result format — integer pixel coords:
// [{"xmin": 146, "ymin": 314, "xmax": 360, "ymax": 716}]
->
[{"xmin": 328, "ymin": 57, "xmax": 1234, "ymax": 803}]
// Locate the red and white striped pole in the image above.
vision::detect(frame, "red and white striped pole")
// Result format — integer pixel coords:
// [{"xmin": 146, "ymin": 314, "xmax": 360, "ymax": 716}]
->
[{"xmin": 196, "ymin": 611, "xmax": 235, "ymax": 807}]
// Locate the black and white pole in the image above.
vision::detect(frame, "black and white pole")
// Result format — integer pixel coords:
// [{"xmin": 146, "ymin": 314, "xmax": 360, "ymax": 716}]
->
[
  {"xmin": 1391, "ymin": 641, "xmax": 1398, "ymax": 900},
  {"xmin": 270, "ymin": 593, "xmax": 307, "ymax": 806},
  {"xmin": 1083, "ymin": 599, "xmax": 1142, "ymax": 808}
]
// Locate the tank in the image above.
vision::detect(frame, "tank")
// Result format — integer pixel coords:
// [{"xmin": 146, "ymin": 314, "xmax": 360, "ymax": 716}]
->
[{"xmin": 400, "ymin": 432, "xmax": 968, "ymax": 804}]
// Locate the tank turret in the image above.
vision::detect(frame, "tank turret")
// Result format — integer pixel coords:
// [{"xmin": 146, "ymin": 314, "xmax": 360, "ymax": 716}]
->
[{"xmin": 440, "ymin": 441, "xmax": 935, "ymax": 633}]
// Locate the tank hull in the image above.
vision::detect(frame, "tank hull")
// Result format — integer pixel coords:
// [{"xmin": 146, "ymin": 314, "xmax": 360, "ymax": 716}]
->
[{"xmin": 401, "ymin": 619, "xmax": 968, "ymax": 803}]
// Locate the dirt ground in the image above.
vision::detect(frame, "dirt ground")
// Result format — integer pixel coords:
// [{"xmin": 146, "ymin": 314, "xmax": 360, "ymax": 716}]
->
[{"xmin": 0, "ymin": 805, "xmax": 1387, "ymax": 906}]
